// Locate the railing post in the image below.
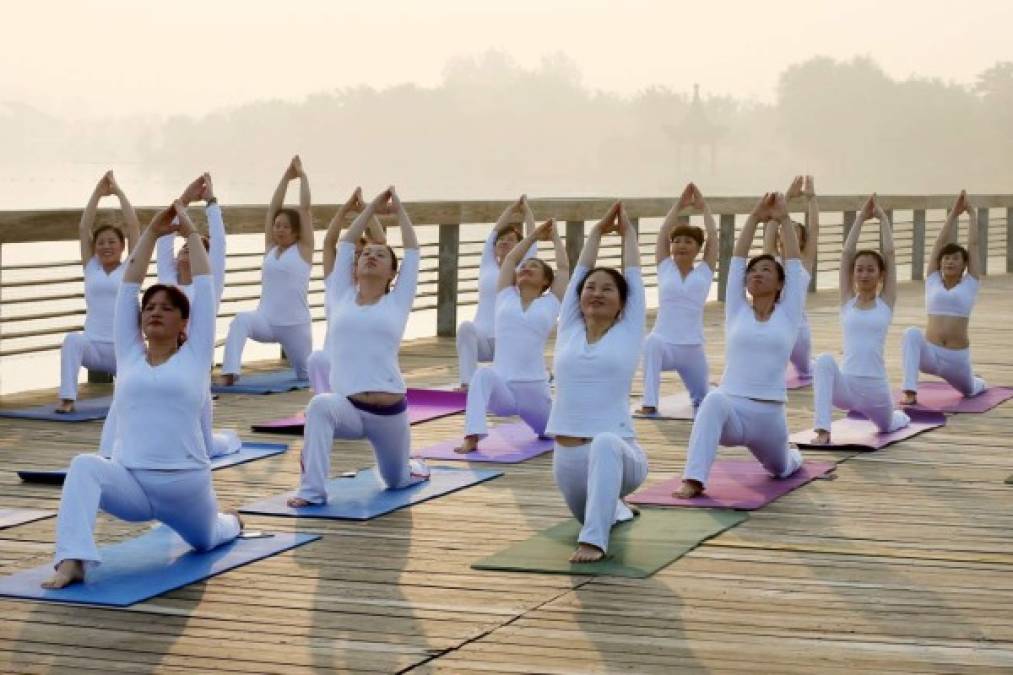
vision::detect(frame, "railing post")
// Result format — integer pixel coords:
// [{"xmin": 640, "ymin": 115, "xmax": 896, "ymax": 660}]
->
[
  {"xmin": 436, "ymin": 223, "xmax": 460, "ymax": 337},
  {"xmin": 977, "ymin": 207, "xmax": 989, "ymax": 276},
  {"xmin": 565, "ymin": 220, "xmax": 584, "ymax": 269},
  {"xmin": 912, "ymin": 209, "xmax": 926, "ymax": 280},
  {"xmin": 1007, "ymin": 207, "xmax": 1013, "ymax": 274},
  {"xmin": 717, "ymin": 213, "xmax": 735, "ymax": 302}
]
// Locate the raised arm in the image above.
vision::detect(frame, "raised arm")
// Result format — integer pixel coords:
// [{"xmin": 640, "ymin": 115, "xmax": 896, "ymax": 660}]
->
[
  {"xmin": 875, "ymin": 199, "xmax": 898, "ymax": 307},
  {"xmin": 124, "ymin": 206, "xmax": 176, "ymax": 285},
  {"xmin": 323, "ymin": 187, "xmax": 364, "ymax": 278},
  {"xmin": 202, "ymin": 175, "xmax": 227, "ymax": 303},
  {"xmin": 840, "ymin": 195, "xmax": 871, "ymax": 304},
  {"xmin": 265, "ymin": 157, "xmax": 297, "ymax": 251},
  {"xmin": 290, "ymin": 156, "xmax": 314, "ymax": 263},
  {"xmin": 773, "ymin": 193, "xmax": 801, "ymax": 261},
  {"xmin": 618, "ymin": 203, "xmax": 640, "ymax": 270},
  {"xmin": 656, "ymin": 185, "xmax": 693, "ymax": 265},
  {"xmin": 734, "ymin": 193, "xmax": 773, "ymax": 258},
  {"xmin": 549, "ymin": 220, "xmax": 569, "ymax": 299},
  {"xmin": 963, "ymin": 196, "xmax": 981, "ymax": 280},
  {"xmin": 578, "ymin": 201, "xmax": 619, "ymax": 269},
  {"xmin": 78, "ymin": 173, "xmax": 109, "ymax": 264},
  {"xmin": 107, "ymin": 172, "xmax": 140, "ymax": 252},
  {"xmin": 928, "ymin": 191, "xmax": 964, "ymax": 276},
  {"xmin": 496, "ymin": 221, "xmax": 546, "ymax": 292},
  {"xmin": 801, "ymin": 175, "xmax": 820, "ymax": 274},
  {"xmin": 173, "ymin": 202, "xmax": 215, "ymax": 362},
  {"xmin": 693, "ymin": 184, "xmax": 719, "ymax": 271},
  {"xmin": 390, "ymin": 187, "xmax": 418, "ymax": 250}
]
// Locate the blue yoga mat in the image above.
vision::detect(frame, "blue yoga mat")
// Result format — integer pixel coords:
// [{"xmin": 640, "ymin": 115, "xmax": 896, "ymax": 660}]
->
[
  {"xmin": 0, "ymin": 525, "xmax": 319, "ymax": 607},
  {"xmin": 0, "ymin": 508, "xmax": 55, "ymax": 529},
  {"xmin": 211, "ymin": 371, "xmax": 310, "ymax": 395},
  {"xmin": 16, "ymin": 442, "xmax": 289, "ymax": 485},
  {"xmin": 240, "ymin": 466, "xmax": 503, "ymax": 520},
  {"xmin": 0, "ymin": 396, "xmax": 113, "ymax": 422}
]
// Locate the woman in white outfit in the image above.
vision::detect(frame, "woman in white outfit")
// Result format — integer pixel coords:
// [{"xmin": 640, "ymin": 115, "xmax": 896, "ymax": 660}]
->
[
  {"xmin": 307, "ymin": 187, "xmax": 387, "ymax": 395},
  {"xmin": 456, "ymin": 196, "xmax": 536, "ymax": 389},
  {"xmin": 812, "ymin": 194, "xmax": 910, "ymax": 444},
  {"xmin": 764, "ymin": 175, "xmax": 820, "ymax": 381},
  {"xmin": 547, "ymin": 201, "xmax": 647, "ymax": 564},
  {"xmin": 639, "ymin": 183, "xmax": 718, "ymax": 415},
  {"xmin": 56, "ymin": 171, "xmax": 140, "ymax": 413},
  {"xmin": 43, "ymin": 201, "xmax": 242, "ymax": 589},
  {"xmin": 288, "ymin": 188, "xmax": 429, "ymax": 507},
  {"xmin": 900, "ymin": 190, "xmax": 986, "ymax": 404},
  {"xmin": 455, "ymin": 217, "xmax": 569, "ymax": 453},
  {"xmin": 676, "ymin": 192, "xmax": 806, "ymax": 499},
  {"xmin": 218, "ymin": 156, "xmax": 314, "ymax": 385}
]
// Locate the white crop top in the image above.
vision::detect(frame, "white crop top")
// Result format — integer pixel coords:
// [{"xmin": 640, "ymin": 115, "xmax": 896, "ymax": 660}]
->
[
  {"xmin": 325, "ymin": 242, "xmax": 419, "ymax": 396},
  {"xmin": 546, "ymin": 264, "xmax": 646, "ymax": 439},
  {"xmin": 83, "ymin": 257, "xmax": 125, "ymax": 342},
  {"xmin": 258, "ymin": 245, "xmax": 311, "ymax": 326},
  {"xmin": 473, "ymin": 230, "xmax": 537, "ymax": 336},
  {"xmin": 719, "ymin": 257, "xmax": 808, "ymax": 402},
  {"xmin": 111, "ymin": 276, "xmax": 216, "ymax": 469},
  {"xmin": 650, "ymin": 258, "xmax": 712, "ymax": 345},
  {"xmin": 492, "ymin": 286, "xmax": 560, "ymax": 382},
  {"xmin": 840, "ymin": 297, "xmax": 892, "ymax": 377},
  {"xmin": 155, "ymin": 203, "xmax": 227, "ymax": 309},
  {"xmin": 925, "ymin": 271, "xmax": 978, "ymax": 318}
]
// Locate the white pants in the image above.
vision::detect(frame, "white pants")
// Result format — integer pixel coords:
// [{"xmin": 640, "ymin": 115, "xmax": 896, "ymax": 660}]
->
[
  {"xmin": 813, "ymin": 354, "xmax": 910, "ymax": 432},
  {"xmin": 640, "ymin": 335, "xmax": 709, "ymax": 408},
  {"xmin": 99, "ymin": 394, "xmax": 238, "ymax": 459},
  {"xmin": 683, "ymin": 390, "xmax": 804, "ymax": 486},
  {"xmin": 307, "ymin": 350, "xmax": 332, "ymax": 394},
  {"xmin": 221, "ymin": 311, "xmax": 312, "ymax": 379},
  {"xmin": 464, "ymin": 369, "xmax": 551, "ymax": 438},
  {"xmin": 790, "ymin": 321, "xmax": 813, "ymax": 378},
  {"xmin": 902, "ymin": 327, "xmax": 986, "ymax": 396},
  {"xmin": 59, "ymin": 333, "xmax": 116, "ymax": 401},
  {"xmin": 53, "ymin": 454, "xmax": 240, "ymax": 568},
  {"xmin": 296, "ymin": 394, "xmax": 415, "ymax": 504},
  {"xmin": 456, "ymin": 321, "xmax": 494, "ymax": 386},
  {"xmin": 552, "ymin": 433, "xmax": 648, "ymax": 553}
]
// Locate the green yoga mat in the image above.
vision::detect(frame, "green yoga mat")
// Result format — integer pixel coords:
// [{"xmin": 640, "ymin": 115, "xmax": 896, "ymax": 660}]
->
[{"xmin": 473, "ymin": 508, "xmax": 747, "ymax": 578}]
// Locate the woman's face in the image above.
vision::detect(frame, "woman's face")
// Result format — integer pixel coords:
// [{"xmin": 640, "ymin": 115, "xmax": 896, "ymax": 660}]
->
[
  {"xmin": 940, "ymin": 252, "xmax": 967, "ymax": 279},
  {"xmin": 356, "ymin": 243, "xmax": 396, "ymax": 286},
  {"xmin": 141, "ymin": 289, "xmax": 186, "ymax": 343},
  {"xmin": 746, "ymin": 259, "xmax": 783, "ymax": 299},
  {"xmin": 515, "ymin": 259, "xmax": 549, "ymax": 291},
  {"xmin": 495, "ymin": 231, "xmax": 521, "ymax": 263},
  {"xmin": 670, "ymin": 235, "xmax": 701, "ymax": 264},
  {"xmin": 272, "ymin": 213, "xmax": 297, "ymax": 247},
  {"xmin": 94, "ymin": 230, "xmax": 124, "ymax": 266},
  {"xmin": 853, "ymin": 254, "xmax": 883, "ymax": 293},
  {"xmin": 579, "ymin": 270, "xmax": 623, "ymax": 323}
]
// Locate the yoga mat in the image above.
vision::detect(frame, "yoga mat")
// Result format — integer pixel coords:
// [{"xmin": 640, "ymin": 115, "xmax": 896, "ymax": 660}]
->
[
  {"xmin": 0, "ymin": 525, "xmax": 319, "ymax": 607},
  {"xmin": 251, "ymin": 387, "xmax": 468, "ymax": 434},
  {"xmin": 0, "ymin": 396, "xmax": 113, "ymax": 422},
  {"xmin": 240, "ymin": 466, "xmax": 502, "ymax": 520},
  {"xmin": 413, "ymin": 422, "xmax": 553, "ymax": 463},
  {"xmin": 472, "ymin": 509, "xmax": 747, "ymax": 578},
  {"xmin": 210, "ymin": 371, "xmax": 310, "ymax": 395},
  {"xmin": 898, "ymin": 382, "xmax": 1013, "ymax": 414},
  {"xmin": 632, "ymin": 392, "xmax": 696, "ymax": 420},
  {"xmin": 790, "ymin": 410, "xmax": 946, "ymax": 450},
  {"xmin": 0, "ymin": 509, "xmax": 55, "ymax": 530},
  {"xmin": 16, "ymin": 442, "xmax": 288, "ymax": 486},
  {"xmin": 628, "ymin": 460, "xmax": 837, "ymax": 510}
]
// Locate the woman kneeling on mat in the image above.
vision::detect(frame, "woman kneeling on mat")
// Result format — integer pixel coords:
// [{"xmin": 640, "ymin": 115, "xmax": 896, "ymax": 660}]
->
[
  {"xmin": 900, "ymin": 190, "xmax": 985, "ymax": 404},
  {"xmin": 812, "ymin": 194, "xmax": 910, "ymax": 444},
  {"xmin": 456, "ymin": 217, "xmax": 569, "ymax": 453},
  {"xmin": 56, "ymin": 171, "xmax": 140, "ymax": 413},
  {"xmin": 546, "ymin": 201, "xmax": 647, "ymax": 563},
  {"xmin": 44, "ymin": 202, "xmax": 242, "ymax": 589},
  {"xmin": 288, "ymin": 187, "xmax": 428, "ymax": 507},
  {"xmin": 676, "ymin": 192, "xmax": 806, "ymax": 499}
]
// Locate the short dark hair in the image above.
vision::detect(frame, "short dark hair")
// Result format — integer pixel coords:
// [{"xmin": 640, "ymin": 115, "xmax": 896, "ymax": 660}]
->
[
  {"xmin": 520, "ymin": 258, "xmax": 555, "ymax": 292},
  {"xmin": 746, "ymin": 253, "xmax": 786, "ymax": 302},
  {"xmin": 92, "ymin": 225, "xmax": 125, "ymax": 246},
  {"xmin": 140, "ymin": 284, "xmax": 191, "ymax": 346},
  {"xmin": 937, "ymin": 242, "xmax": 968, "ymax": 271},
  {"xmin": 853, "ymin": 249, "xmax": 886, "ymax": 274},
  {"xmin": 275, "ymin": 208, "xmax": 302, "ymax": 239},
  {"xmin": 495, "ymin": 225, "xmax": 523, "ymax": 244},
  {"xmin": 793, "ymin": 221, "xmax": 808, "ymax": 249},
  {"xmin": 670, "ymin": 224, "xmax": 704, "ymax": 246},
  {"xmin": 576, "ymin": 267, "xmax": 629, "ymax": 313}
]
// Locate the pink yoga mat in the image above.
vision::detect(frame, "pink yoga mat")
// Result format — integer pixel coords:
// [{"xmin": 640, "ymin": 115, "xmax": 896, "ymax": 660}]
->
[
  {"xmin": 790, "ymin": 410, "xmax": 946, "ymax": 450},
  {"xmin": 413, "ymin": 422, "xmax": 553, "ymax": 463},
  {"xmin": 897, "ymin": 382, "xmax": 1013, "ymax": 414},
  {"xmin": 628, "ymin": 460, "xmax": 836, "ymax": 510}
]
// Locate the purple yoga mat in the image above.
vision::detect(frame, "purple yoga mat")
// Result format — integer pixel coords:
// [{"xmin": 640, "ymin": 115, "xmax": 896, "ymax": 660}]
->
[
  {"xmin": 898, "ymin": 382, "xmax": 1013, "ymax": 414},
  {"xmin": 790, "ymin": 409, "xmax": 946, "ymax": 450},
  {"xmin": 413, "ymin": 422, "xmax": 554, "ymax": 463},
  {"xmin": 628, "ymin": 460, "xmax": 836, "ymax": 510},
  {"xmin": 251, "ymin": 388, "xmax": 467, "ymax": 434}
]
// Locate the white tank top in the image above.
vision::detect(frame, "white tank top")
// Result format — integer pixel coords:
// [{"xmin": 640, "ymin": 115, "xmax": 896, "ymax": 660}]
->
[
  {"xmin": 840, "ymin": 297, "xmax": 891, "ymax": 377},
  {"xmin": 925, "ymin": 271, "xmax": 978, "ymax": 318},
  {"xmin": 83, "ymin": 257, "xmax": 125, "ymax": 342},
  {"xmin": 258, "ymin": 245, "xmax": 311, "ymax": 326},
  {"xmin": 650, "ymin": 258, "xmax": 712, "ymax": 345},
  {"xmin": 492, "ymin": 286, "xmax": 560, "ymax": 382}
]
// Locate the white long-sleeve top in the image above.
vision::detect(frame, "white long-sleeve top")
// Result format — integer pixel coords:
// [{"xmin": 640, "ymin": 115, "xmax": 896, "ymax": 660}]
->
[
  {"xmin": 83, "ymin": 257, "xmax": 125, "ymax": 342},
  {"xmin": 155, "ymin": 203, "xmax": 227, "ymax": 309},
  {"xmin": 546, "ymin": 264, "xmax": 646, "ymax": 439},
  {"xmin": 111, "ymin": 275, "xmax": 216, "ymax": 469},
  {"xmin": 718, "ymin": 257, "xmax": 808, "ymax": 402},
  {"xmin": 492, "ymin": 286, "xmax": 560, "ymax": 382},
  {"xmin": 650, "ymin": 258, "xmax": 712, "ymax": 345},
  {"xmin": 840, "ymin": 297, "xmax": 892, "ymax": 378},
  {"xmin": 473, "ymin": 230, "xmax": 537, "ymax": 337},
  {"xmin": 325, "ymin": 242, "xmax": 419, "ymax": 396},
  {"xmin": 925, "ymin": 271, "xmax": 978, "ymax": 318},
  {"xmin": 257, "ymin": 244, "xmax": 311, "ymax": 326}
]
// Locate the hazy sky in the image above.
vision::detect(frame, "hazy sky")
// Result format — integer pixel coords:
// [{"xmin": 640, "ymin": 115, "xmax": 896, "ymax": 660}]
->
[{"xmin": 5, "ymin": 0, "xmax": 1011, "ymax": 118}]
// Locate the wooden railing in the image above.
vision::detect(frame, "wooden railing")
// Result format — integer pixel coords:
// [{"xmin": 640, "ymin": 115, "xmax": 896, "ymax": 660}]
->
[{"xmin": 2, "ymin": 195, "xmax": 1011, "ymax": 360}]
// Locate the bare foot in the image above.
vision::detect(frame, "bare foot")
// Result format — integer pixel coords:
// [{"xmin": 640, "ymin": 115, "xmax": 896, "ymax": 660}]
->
[
  {"xmin": 622, "ymin": 500, "xmax": 640, "ymax": 517},
  {"xmin": 454, "ymin": 435, "xmax": 480, "ymax": 454},
  {"xmin": 812, "ymin": 429, "xmax": 831, "ymax": 445},
  {"xmin": 639, "ymin": 406, "xmax": 657, "ymax": 416},
  {"xmin": 286, "ymin": 496, "xmax": 313, "ymax": 508},
  {"xmin": 569, "ymin": 543, "xmax": 605, "ymax": 563},
  {"xmin": 900, "ymin": 390, "xmax": 917, "ymax": 406},
  {"xmin": 41, "ymin": 559, "xmax": 84, "ymax": 589},
  {"xmin": 226, "ymin": 509, "xmax": 244, "ymax": 532},
  {"xmin": 216, "ymin": 374, "xmax": 237, "ymax": 387},
  {"xmin": 55, "ymin": 400, "xmax": 75, "ymax": 414},
  {"xmin": 674, "ymin": 479, "xmax": 704, "ymax": 499}
]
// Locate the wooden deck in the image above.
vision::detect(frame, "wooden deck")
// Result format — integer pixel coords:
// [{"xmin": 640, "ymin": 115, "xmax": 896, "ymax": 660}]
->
[{"xmin": 1, "ymin": 275, "xmax": 1011, "ymax": 674}]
